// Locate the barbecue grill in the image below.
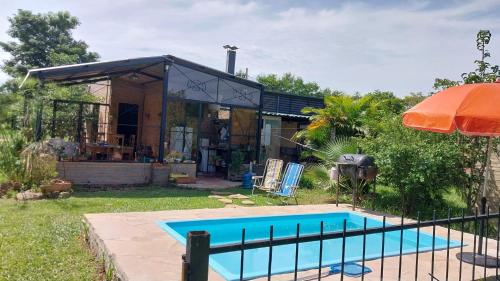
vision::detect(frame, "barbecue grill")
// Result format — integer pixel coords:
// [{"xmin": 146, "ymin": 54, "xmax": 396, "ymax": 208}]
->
[
  {"xmin": 335, "ymin": 154, "xmax": 378, "ymax": 210},
  {"xmin": 337, "ymin": 154, "xmax": 377, "ymax": 180}
]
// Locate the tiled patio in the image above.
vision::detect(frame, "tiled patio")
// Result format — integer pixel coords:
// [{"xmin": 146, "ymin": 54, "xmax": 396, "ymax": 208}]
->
[{"xmin": 84, "ymin": 204, "xmax": 498, "ymax": 281}]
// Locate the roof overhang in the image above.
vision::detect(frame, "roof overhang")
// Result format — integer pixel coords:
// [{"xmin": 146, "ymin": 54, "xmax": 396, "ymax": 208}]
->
[
  {"xmin": 21, "ymin": 56, "xmax": 168, "ymax": 87},
  {"xmin": 21, "ymin": 55, "xmax": 262, "ymax": 89},
  {"xmin": 262, "ymin": 111, "xmax": 311, "ymax": 119}
]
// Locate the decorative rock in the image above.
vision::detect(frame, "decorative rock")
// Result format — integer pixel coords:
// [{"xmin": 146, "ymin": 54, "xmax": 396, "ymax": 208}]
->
[
  {"xmin": 218, "ymin": 198, "xmax": 233, "ymax": 204},
  {"xmin": 208, "ymin": 195, "xmax": 225, "ymax": 199},
  {"xmin": 241, "ymin": 200, "xmax": 255, "ymax": 206},
  {"xmin": 228, "ymin": 194, "xmax": 249, "ymax": 199},
  {"xmin": 58, "ymin": 191, "xmax": 71, "ymax": 199},
  {"xmin": 211, "ymin": 191, "xmax": 233, "ymax": 195},
  {"xmin": 16, "ymin": 191, "xmax": 44, "ymax": 201},
  {"xmin": 0, "ymin": 185, "xmax": 7, "ymax": 197}
]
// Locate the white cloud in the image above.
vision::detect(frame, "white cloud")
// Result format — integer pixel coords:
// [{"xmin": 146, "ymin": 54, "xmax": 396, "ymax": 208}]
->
[{"xmin": 0, "ymin": 0, "xmax": 499, "ymax": 96}]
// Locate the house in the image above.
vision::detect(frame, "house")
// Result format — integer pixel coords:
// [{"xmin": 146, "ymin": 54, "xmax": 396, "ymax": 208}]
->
[{"xmin": 24, "ymin": 50, "xmax": 323, "ymax": 185}]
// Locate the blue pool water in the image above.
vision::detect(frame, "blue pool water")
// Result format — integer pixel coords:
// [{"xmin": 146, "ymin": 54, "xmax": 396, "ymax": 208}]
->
[{"xmin": 159, "ymin": 212, "xmax": 461, "ymax": 280}]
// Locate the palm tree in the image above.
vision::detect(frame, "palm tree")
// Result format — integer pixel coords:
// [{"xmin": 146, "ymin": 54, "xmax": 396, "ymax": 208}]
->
[{"xmin": 299, "ymin": 95, "xmax": 374, "ymax": 146}]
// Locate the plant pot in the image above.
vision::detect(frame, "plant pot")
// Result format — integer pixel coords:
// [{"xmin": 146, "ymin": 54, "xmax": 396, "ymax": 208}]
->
[
  {"xmin": 41, "ymin": 179, "xmax": 72, "ymax": 193},
  {"xmin": 175, "ymin": 177, "xmax": 196, "ymax": 184}
]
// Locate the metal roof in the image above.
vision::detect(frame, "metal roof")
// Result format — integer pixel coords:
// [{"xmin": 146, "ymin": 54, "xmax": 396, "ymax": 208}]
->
[
  {"xmin": 21, "ymin": 55, "xmax": 262, "ymax": 89},
  {"xmin": 262, "ymin": 90, "xmax": 324, "ymax": 118},
  {"xmin": 262, "ymin": 111, "xmax": 311, "ymax": 119}
]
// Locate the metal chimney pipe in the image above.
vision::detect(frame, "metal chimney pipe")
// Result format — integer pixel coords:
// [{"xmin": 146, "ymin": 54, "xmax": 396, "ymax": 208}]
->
[{"xmin": 223, "ymin": 45, "xmax": 238, "ymax": 75}]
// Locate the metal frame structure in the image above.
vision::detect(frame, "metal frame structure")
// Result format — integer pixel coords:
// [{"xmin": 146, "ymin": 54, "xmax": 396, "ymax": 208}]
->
[
  {"xmin": 24, "ymin": 55, "xmax": 265, "ymax": 163},
  {"xmin": 50, "ymin": 99, "xmax": 110, "ymax": 142}
]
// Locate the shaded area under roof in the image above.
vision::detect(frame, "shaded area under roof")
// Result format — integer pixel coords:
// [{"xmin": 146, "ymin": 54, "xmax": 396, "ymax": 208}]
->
[{"xmin": 22, "ymin": 55, "xmax": 262, "ymax": 89}]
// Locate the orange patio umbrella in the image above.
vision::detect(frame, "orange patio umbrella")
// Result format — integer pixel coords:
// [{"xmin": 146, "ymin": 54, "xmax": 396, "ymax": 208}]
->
[
  {"xmin": 402, "ymin": 81, "xmax": 500, "ymax": 198},
  {"xmin": 403, "ymin": 81, "xmax": 500, "ymax": 262},
  {"xmin": 402, "ymin": 82, "xmax": 500, "ymax": 136}
]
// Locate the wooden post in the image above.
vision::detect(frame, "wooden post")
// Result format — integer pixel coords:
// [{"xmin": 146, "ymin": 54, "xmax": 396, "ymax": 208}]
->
[{"xmin": 183, "ymin": 231, "xmax": 210, "ymax": 281}]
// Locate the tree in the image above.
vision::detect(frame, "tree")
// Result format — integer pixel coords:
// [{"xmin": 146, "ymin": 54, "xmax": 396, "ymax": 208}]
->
[
  {"xmin": 361, "ymin": 116, "xmax": 463, "ymax": 214},
  {"xmin": 0, "ymin": 10, "xmax": 99, "ymax": 138},
  {"xmin": 257, "ymin": 73, "xmax": 340, "ymax": 97},
  {"xmin": 0, "ymin": 9, "xmax": 99, "ymax": 77},
  {"xmin": 462, "ymin": 30, "xmax": 499, "ymax": 83},
  {"xmin": 298, "ymin": 95, "xmax": 375, "ymax": 146},
  {"xmin": 433, "ymin": 79, "xmax": 460, "ymax": 92},
  {"xmin": 299, "ymin": 91, "xmax": 407, "ymax": 146},
  {"xmin": 362, "ymin": 91, "xmax": 405, "ymax": 115},
  {"xmin": 433, "ymin": 30, "xmax": 500, "ymax": 210},
  {"xmin": 402, "ymin": 92, "xmax": 428, "ymax": 108}
]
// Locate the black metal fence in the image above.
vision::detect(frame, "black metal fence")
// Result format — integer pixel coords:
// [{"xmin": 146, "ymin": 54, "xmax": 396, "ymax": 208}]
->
[{"xmin": 181, "ymin": 207, "xmax": 500, "ymax": 281}]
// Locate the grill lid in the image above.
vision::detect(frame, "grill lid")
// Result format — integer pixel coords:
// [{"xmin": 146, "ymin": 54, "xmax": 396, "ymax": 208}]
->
[{"xmin": 337, "ymin": 154, "xmax": 375, "ymax": 167}]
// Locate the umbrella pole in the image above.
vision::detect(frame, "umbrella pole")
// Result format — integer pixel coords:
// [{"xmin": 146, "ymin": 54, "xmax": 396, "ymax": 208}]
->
[
  {"xmin": 478, "ymin": 136, "xmax": 493, "ymax": 255},
  {"xmin": 458, "ymin": 136, "xmax": 500, "ymax": 266}
]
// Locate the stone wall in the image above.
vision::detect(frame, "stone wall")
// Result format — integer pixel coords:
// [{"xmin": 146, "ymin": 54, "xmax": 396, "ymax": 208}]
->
[{"xmin": 56, "ymin": 162, "xmax": 198, "ymax": 186}]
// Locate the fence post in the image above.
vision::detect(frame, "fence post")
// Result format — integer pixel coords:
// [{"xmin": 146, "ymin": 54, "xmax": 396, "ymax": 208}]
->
[
  {"xmin": 183, "ymin": 231, "xmax": 210, "ymax": 281},
  {"xmin": 477, "ymin": 196, "xmax": 487, "ymax": 254}
]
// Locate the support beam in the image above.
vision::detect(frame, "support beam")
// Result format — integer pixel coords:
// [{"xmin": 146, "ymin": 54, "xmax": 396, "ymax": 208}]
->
[
  {"xmin": 158, "ymin": 61, "xmax": 171, "ymax": 163},
  {"xmin": 76, "ymin": 103, "xmax": 83, "ymax": 143},
  {"xmin": 34, "ymin": 81, "xmax": 44, "ymax": 141},
  {"xmin": 137, "ymin": 70, "xmax": 163, "ymax": 81},
  {"xmin": 51, "ymin": 100, "xmax": 57, "ymax": 138},
  {"xmin": 58, "ymin": 76, "xmax": 111, "ymax": 86},
  {"xmin": 52, "ymin": 99, "xmax": 109, "ymax": 107},
  {"xmin": 49, "ymin": 62, "xmax": 163, "ymax": 84},
  {"xmin": 255, "ymin": 87, "xmax": 264, "ymax": 163}
]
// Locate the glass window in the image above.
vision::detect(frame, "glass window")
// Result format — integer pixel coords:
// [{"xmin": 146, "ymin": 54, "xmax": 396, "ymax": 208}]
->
[
  {"xmin": 165, "ymin": 100, "xmax": 199, "ymax": 161},
  {"xmin": 218, "ymin": 78, "xmax": 260, "ymax": 108},
  {"xmin": 167, "ymin": 64, "xmax": 218, "ymax": 103},
  {"xmin": 231, "ymin": 108, "xmax": 257, "ymax": 161}
]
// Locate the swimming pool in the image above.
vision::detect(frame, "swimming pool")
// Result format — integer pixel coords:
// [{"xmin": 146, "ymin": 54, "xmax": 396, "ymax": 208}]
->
[{"xmin": 159, "ymin": 212, "xmax": 461, "ymax": 280}]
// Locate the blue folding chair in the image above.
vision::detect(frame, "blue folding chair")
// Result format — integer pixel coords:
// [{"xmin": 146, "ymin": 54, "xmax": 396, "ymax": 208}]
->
[{"xmin": 271, "ymin": 162, "xmax": 304, "ymax": 204}]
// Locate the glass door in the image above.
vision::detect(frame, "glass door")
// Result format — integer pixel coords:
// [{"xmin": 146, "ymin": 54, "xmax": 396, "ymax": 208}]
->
[{"xmin": 198, "ymin": 104, "xmax": 231, "ymax": 176}]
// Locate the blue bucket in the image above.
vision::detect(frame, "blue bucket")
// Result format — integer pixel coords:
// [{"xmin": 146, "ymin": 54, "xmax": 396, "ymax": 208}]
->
[{"xmin": 242, "ymin": 171, "xmax": 253, "ymax": 189}]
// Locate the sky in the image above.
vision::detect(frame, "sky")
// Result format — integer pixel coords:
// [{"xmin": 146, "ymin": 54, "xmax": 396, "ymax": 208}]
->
[{"xmin": 0, "ymin": 0, "xmax": 499, "ymax": 97}]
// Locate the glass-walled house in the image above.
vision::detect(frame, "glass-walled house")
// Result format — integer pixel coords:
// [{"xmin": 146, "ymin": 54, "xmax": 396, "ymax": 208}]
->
[{"xmin": 25, "ymin": 55, "xmax": 323, "ymax": 184}]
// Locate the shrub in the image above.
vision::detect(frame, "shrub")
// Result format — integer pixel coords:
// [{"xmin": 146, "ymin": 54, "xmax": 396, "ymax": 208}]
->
[
  {"xmin": 360, "ymin": 115, "xmax": 464, "ymax": 214},
  {"xmin": 303, "ymin": 137, "xmax": 359, "ymax": 192},
  {"xmin": 230, "ymin": 150, "xmax": 245, "ymax": 173},
  {"xmin": 299, "ymin": 173, "xmax": 315, "ymax": 189},
  {"xmin": 20, "ymin": 141, "xmax": 58, "ymax": 188},
  {"xmin": 0, "ymin": 129, "xmax": 27, "ymax": 185}
]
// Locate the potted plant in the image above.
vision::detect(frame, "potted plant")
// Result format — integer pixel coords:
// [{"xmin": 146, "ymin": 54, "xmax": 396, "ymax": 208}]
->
[
  {"xmin": 166, "ymin": 151, "xmax": 183, "ymax": 163},
  {"xmin": 228, "ymin": 150, "xmax": 245, "ymax": 181},
  {"xmin": 21, "ymin": 140, "xmax": 72, "ymax": 195},
  {"xmin": 40, "ymin": 179, "xmax": 72, "ymax": 193}
]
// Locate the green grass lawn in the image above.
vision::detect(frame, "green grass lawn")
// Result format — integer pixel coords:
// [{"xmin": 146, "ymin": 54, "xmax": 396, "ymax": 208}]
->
[{"xmin": 0, "ymin": 186, "xmax": 333, "ymax": 281}]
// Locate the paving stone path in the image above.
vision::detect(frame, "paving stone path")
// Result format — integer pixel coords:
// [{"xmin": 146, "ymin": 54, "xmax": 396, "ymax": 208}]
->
[{"xmin": 210, "ymin": 192, "xmax": 255, "ymax": 206}]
